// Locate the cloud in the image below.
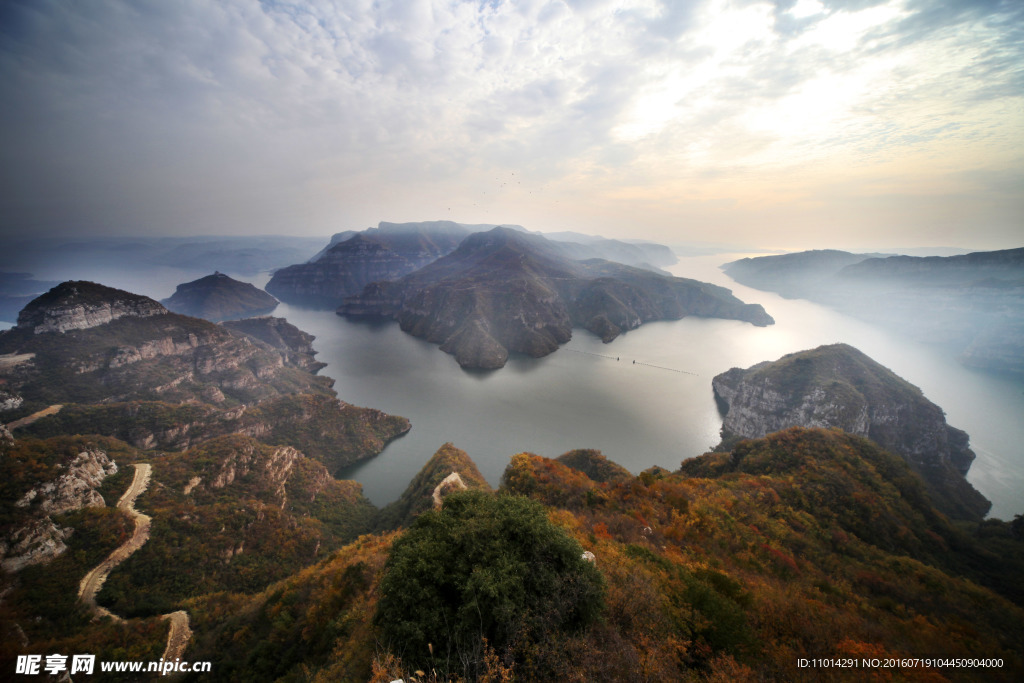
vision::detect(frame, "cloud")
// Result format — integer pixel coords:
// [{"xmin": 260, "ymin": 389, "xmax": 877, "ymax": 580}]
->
[{"xmin": 0, "ymin": 0, "xmax": 1020, "ymax": 247}]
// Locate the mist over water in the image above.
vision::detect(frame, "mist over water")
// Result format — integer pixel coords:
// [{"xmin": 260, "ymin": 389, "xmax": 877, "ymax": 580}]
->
[
  {"xmin": 5, "ymin": 253, "xmax": 1021, "ymax": 519},
  {"xmin": 273, "ymin": 254, "xmax": 1024, "ymax": 520}
]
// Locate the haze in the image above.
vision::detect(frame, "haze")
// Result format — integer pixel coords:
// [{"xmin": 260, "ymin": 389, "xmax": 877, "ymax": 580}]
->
[{"xmin": 1, "ymin": 0, "xmax": 1021, "ymax": 251}]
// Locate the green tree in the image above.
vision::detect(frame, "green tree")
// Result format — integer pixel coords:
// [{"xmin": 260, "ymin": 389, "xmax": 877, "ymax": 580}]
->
[{"xmin": 375, "ymin": 490, "xmax": 604, "ymax": 678}]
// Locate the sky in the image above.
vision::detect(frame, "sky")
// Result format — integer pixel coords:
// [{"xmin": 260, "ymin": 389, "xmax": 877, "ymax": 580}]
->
[{"xmin": 0, "ymin": 0, "xmax": 1021, "ymax": 251}]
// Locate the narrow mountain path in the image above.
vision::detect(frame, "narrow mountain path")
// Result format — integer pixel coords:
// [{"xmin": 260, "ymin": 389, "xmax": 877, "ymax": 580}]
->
[
  {"xmin": 6, "ymin": 403, "xmax": 62, "ymax": 430},
  {"xmin": 78, "ymin": 464, "xmax": 193, "ymax": 659}
]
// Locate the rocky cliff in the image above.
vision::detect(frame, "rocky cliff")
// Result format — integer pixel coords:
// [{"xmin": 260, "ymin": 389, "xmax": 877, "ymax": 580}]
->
[
  {"xmin": 16, "ymin": 281, "xmax": 165, "ymax": 334},
  {"xmin": 266, "ymin": 222, "xmax": 474, "ymax": 307},
  {"xmin": 1, "ymin": 437, "xmax": 118, "ymax": 572},
  {"xmin": 340, "ymin": 227, "xmax": 773, "ymax": 369},
  {"xmin": 221, "ymin": 316, "xmax": 325, "ymax": 373},
  {"xmin": 161, "ymin": 272, "xmax": 278, "ymax": 322},
  {"xmin": 712, "ymin": 343, "xmax": 990, "ymax": 520},
  {"xmin": 0, "ymin": 282, "xmax": 333, "ymax": 406}
]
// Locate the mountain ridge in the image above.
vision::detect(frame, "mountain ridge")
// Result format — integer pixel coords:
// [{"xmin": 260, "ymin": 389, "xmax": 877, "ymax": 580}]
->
[{"xmin": 340, "ymin": 227, "xmax": 773, "ymax": 369}]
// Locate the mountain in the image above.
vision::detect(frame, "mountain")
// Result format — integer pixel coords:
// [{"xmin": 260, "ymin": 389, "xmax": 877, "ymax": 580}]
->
[
  {"xmin": 0, "ymin": 281, "xmax": 409, "ymax": 474},
  {"xmin": 1, "ymin": 235, "xmax": 327, "ymax": 277},
  {"xmin": 533, "ymin": 230, "xmax": 678, "ymax": 270},
  {"xmin": 722, "ymin": 247, "xmax": 1024, "ymax": 375},
  {"xmin": 180, "ymin": 430, "xmax": 1024, "ymax": 681},
  {"xmin": 267, "ymin": 221, "xmax": 682, "ymax": 309},
  {"xmin": 266, "ymin": 221, "xmax": 476, "ymax": 307},
  {"xmin": 712, "ymin": 343, "xmax": 990, "ymax": 520},
  {"xmin": 374, "ymin": 442, "xmax": 491, "ymax": 531},
  {"xmin": 160, "ymin": 272, "xmax": 278, "ymax": 322},
  {"xmin": 339, "ymin": 227, "xmax": 773, "ymax": 369},
  {"xmin": 95, "ymin": 434, "xmax": 379, "ymax": 618},
  {"xmin": 220, "ymin": 316, "xmax": 325, "ymax": 373},
  {"xmin": 0, "ymin": 281, "xmax": 325, "ymax": 406},
  {"xmin": 721, "ymin": 249, "xmax": 891, "ymax": 298}
]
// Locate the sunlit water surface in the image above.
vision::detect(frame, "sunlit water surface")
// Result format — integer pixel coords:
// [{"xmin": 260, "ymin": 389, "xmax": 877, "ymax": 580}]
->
[{"xmin": 6, "ymin": 255, "xmax": 1022, "ymax": 518}]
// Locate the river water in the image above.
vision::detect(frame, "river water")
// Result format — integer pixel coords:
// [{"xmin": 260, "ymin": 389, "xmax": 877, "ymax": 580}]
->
[
  {"xmin": 271, "ymin": 254, "xmax": 1023, "ymax": 520},
  {"xmin": 7, "ymin": 254, "xmax": 1022, "ymax": 519}
]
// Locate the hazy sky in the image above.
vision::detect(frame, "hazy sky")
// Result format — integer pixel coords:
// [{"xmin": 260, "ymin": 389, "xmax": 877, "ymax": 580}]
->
[{"xmin": 1, "ymin": 0, "xmax": 1021, "ymax": 250}]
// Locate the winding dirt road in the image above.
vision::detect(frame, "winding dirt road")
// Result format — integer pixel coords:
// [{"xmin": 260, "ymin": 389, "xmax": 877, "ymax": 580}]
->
[
  {"xmin": 6, "ymin": 403, "xmax": 62, "ymax": 430},
  {"xmin": 78, "ymin": 463, "xmax": 192, "ymax": 661}
]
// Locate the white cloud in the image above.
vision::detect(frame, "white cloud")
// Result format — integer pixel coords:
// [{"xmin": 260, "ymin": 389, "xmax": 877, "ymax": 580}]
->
[{"xmin": 0, "ymin": 0, "xmax": 1020, "ymax": 246}]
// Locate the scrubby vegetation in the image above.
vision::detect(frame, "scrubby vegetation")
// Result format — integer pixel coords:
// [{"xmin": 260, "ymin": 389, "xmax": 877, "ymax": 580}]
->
[
  {"xmin": 376, "ymin": 491, "xmax": 605, "ymax": 679},
  {"xmin": 174, "ymin": 429, "xmax": 1024, "ymax": 682}
]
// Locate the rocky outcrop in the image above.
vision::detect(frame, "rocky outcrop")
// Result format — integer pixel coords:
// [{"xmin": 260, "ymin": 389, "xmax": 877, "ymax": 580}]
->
[
  {"xmin": 0, "ymin": 389, "xmax": 23, "ymax": 412},
  {"xmin": 711, "ymin": 344, "xmax": 990, "ymax": 520},
  {"xmin": 341, "ymin": 227, "xmax": 773, "ymax": 369},
  {"xmin": 16, "ymin": 281, "xmax": 166, "ymax": 334},
  {"xmin": 209, "ymin": 441, "xmax": 301, "ymax": 507},
  {"xmin": 1, "ymin": 518, "xmax": 75, "ymax": 572},
  {"xmin": 16, "ymin": 448, "xmax": 117, "ymax": 515},
  {"xmin": 1, "ymin": 445, "xmax": 117, "ymax": 572},
  {"xmin": 221, "ymin": 316, "xmax": 325, "ymax": 373},
  {"xmin": 376, "ymin": 443, "xmax": 491, "ymax": 530},
  {"xmin": 161, "ymin": 272, "xmax": 278, "ymax": 322},
  {"xmin": 0, "ymin": 281, "xmax": 334, "ymax": 406}
]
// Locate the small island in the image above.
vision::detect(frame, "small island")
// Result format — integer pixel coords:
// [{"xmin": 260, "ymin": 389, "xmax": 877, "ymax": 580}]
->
[{"xmin": 161, "ymin": 272, "xmax": 278, "ymax": 322}]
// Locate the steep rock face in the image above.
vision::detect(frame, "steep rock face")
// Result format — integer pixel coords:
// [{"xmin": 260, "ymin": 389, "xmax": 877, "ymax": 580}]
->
[
  {"xmin": 161, "ymin": 272, "xmax": 278, "ymax": 322},
  {"xmin": 221, "ymin": 316, "xmax": 326, "ymax": 373},
  {"xmin": 340, "ymin": 227, "xmax": 773, "ymax": 369},
  {"xmin": 1, "ymin": 443, "xmax": 117, "ymax": 572},
  {"xmin": 15, "ymin": 448, "xmax": 118, "ymax": 515},
  {"xmin": 0, "ymin": 282, "xmax": 332, "ymax": 406},
  {"xmin": 16, "ymin": 281, "xmax": 166, "ymax": 334},
  {"xmin": 266, "ymin": 222, "xmax": 474, "ymax": 307},
  {"xmin": 0, "ymin": 518, "xmax": 74, "ymax": 572},
  {"xmin": 712, "ymin": 344, "xmax": 990, "ymax": 520}
]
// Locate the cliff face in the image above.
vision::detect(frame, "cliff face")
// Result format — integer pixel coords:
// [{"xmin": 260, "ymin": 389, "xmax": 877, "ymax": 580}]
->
[
  {"xmin": 0, "ymin": 282, "xmax": 332, "ymax": 406},
  {"xmin": 266, "ymin": 222, "xmax": 473, "ymax": 307},
  {"xmin": 1, "ymin": 441, "xmax": 118, "ymax": 572},
  {"xmin": 221, "ymin": 316, "xmax": 325, "ymax": 373},
  {"xmin": 161, "ymin": 272, "xmax": 278, "ymax": 322},
  {"xmin": 340, "ymin": 227, "xmax": 773, "ymax": 369},
  {"xmin": 16, "ymin": 281, "xmax": 165, "ymax": 334},
  {"xmin": 712, "ymin": 344, "xmax": 990, "ymax": 520}
]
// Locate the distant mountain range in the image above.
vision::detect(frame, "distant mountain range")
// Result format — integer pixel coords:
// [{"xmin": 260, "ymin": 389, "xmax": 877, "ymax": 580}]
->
[
  {"xmin": 266, "ymin": 220, "xmax": 680, "ymax": 308},
  {"xmin": 722, "ymin": 247, "xmax": 1024, "ymax": 376},
  {"xmin": 339, "ymin": 227, "xmax": 773, "ymax": 369}
]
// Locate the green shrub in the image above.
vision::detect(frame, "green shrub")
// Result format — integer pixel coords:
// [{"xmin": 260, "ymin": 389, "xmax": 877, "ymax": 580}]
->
[{"xmin": 375, "ymin": 490, "xmax": 605, "ymax": 678}]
